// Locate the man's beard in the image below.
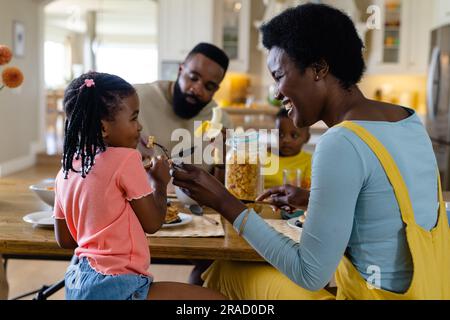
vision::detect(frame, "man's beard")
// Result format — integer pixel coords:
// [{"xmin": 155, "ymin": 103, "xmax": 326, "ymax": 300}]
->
[{"xmin": 172, "ymin": 79, "xmax": 209, "ymax": 119}]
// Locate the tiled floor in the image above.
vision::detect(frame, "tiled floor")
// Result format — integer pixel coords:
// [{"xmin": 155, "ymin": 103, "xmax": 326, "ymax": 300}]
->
[{"xmin": 6, "ymin": 259, "xmax": 193, "ymax": 300}]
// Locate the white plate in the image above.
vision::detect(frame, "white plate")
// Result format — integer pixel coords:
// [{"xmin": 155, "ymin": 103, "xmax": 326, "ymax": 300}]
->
[
  {"xmin": 287, "ymin": 217, "xmax": 303, "ymax": 230},
  {"xmin": 162, "ymin": 212, "xmax": 192, "ymax": 228},
  {"xmin": 23, "ymin": 211, "xmax": 55, "ymax": 228}
]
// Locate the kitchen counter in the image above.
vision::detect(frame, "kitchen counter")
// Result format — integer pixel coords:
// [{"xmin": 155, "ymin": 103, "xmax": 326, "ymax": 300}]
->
[{"xmin": 221, "ymin": 105, "xmax": 280, "ymax": 116}]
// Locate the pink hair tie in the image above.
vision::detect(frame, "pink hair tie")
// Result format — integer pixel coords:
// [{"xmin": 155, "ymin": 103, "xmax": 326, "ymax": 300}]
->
[
  {"xmin": 80, "ymin": 79, "xmax": 95, "ymax": 89},
  {"xmin": 85, "ymin": 79, "xmax": 95, "ymax": 87}
]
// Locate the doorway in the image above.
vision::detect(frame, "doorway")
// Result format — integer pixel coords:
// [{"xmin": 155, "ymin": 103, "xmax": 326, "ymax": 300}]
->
[{"xmin": 43, "ymin": 0, "xmax": 159, "ymax": 155}]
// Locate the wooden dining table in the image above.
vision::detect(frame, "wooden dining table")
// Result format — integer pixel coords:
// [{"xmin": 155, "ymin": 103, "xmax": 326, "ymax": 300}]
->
[
  {"xmin": 2, "ymin": 161, "xmax": 449, "ymax": 263},
  {"xmin": 0, "ymin": 163, "xmax": 265, "ymax": 262}
]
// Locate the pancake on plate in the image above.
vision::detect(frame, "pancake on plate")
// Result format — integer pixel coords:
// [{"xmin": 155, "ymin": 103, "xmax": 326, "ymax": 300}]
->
[{"xmin": 165, "ymin": 203, "xmax": 182, "ymax": 225}]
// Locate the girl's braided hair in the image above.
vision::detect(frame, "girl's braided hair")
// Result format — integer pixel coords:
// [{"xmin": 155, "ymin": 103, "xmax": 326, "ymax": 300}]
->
[{"xmin": 62, "ymin": 72, "xmax": 135, "ymax": 178}]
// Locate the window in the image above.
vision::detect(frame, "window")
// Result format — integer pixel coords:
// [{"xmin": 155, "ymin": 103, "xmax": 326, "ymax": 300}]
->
[
  {"xmin": 96, "ymin": 44, "xmax": 158, "ymax": 85},
  {"xmin": 44, "ymin": 41, "xmax": 67, "ymax": 88}
]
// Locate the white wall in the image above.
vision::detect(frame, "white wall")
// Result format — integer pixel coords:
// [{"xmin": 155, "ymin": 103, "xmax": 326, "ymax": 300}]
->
[
  {"xmin": 248, "ymin": 0, "xmax": 269, "ymax": 100},
  {"xmin": 0, "ymin": 0, "xmax": 46, "ymax": 176}
]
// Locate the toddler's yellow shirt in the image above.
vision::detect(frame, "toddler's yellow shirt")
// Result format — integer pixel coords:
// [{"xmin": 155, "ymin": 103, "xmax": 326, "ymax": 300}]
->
[{"xmin": 263, "ymin": 151, "xmax": 312, "ymax": 189}]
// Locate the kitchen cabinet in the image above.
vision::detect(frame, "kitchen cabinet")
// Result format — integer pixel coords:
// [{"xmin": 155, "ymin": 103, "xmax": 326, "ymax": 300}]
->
[
  {"xmin": 158, "ymin": 0, "xmax": 250, "ymax": 79},
  {"xmin": 213, "ymin": 0, "xmax": 250, "ymax": 73},
  {"xmin": 432, "ymin": 0, "xmax": 450, "ymax": 29},
  {"xmin": 366, "ymin": 0, "xmax": 433, "ymax": 75},
  {"xmin": 404, "ymin": 0, "xmax": 434, "ymax": 74},
  {"xmin": 158, "ymin": 0, "xmax": 214, "ymax": 63}
]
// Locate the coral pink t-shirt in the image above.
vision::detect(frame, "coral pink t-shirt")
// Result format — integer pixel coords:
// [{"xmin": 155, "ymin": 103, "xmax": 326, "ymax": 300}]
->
[{"xmin": 54, "ymin": 148, "xmax": 153, "ymax": 276}]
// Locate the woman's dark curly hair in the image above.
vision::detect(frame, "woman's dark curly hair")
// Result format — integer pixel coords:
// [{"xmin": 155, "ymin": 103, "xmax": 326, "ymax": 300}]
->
[
  {"xmin": 62, "ymin": 72, "xmax": 135, "ymax": 179},
  {"xmin": 261, "ymin": 3, "xmax": 366, "ymax": 89}
]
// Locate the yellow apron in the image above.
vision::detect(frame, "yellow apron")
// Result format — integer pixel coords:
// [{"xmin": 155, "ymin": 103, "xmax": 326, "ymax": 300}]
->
[{"xmin": 335, "ymin": 121, "xmax": 450, "ymax": 300}]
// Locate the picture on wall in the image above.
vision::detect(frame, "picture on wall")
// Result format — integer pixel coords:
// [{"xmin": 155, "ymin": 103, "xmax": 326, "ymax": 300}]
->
[{"xmin": 13, "ymin": 21, "xmax": 25, "ymax": 58}]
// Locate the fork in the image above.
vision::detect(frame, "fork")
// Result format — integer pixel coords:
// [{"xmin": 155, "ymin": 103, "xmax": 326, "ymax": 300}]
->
[{"xmin": 140, "ymin": 137, "xmax": 170, "ymax": 159}]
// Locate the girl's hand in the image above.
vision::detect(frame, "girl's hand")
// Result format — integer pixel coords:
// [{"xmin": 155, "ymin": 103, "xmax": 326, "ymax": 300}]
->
[
  {"xmin": 257, "ymin": 185, "xmax": 309, "ymax": 211},
  {"xmin": 146, "ymin": 156, "xmax": 171, "ymax": 188}
]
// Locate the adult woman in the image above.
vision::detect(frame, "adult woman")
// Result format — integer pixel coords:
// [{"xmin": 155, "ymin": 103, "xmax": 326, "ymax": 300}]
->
[{"xmin": 172, "ymin": 4, "xmax": 449, "ymax": 300}]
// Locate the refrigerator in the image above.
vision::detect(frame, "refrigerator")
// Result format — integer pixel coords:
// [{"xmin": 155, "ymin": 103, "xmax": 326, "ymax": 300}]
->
[{"xmin": 427, "ymin": 25, "xmax": 450, "ymax": 191}]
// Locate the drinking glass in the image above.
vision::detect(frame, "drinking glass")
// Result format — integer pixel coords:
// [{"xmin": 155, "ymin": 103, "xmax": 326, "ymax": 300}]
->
[{"xmin": 283, "ymin": 169, "xmax": 302, "ymax": 187}]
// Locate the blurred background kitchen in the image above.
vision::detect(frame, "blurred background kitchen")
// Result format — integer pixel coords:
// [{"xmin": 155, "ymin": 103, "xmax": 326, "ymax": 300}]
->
[{"xmin": 1, "ymin": 0, "xmax": 450, "ymax": 186}]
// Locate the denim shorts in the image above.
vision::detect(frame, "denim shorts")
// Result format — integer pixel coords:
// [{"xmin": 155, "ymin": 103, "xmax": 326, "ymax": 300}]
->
[{"xmin": 65, "ymin": 258, "xmax": 152, "ymax": 300}]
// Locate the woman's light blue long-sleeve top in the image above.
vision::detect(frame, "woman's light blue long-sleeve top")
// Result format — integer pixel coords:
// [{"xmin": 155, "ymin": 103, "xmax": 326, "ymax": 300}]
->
[{"xmin": 233, "ymin": 110, "xmax": 439, "ymax": 293}]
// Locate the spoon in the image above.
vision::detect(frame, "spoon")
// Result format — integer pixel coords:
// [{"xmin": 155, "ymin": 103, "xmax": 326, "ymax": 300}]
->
[{"xmin": 189, "ymin": 205, "xmax": 219, "ymax": 226}]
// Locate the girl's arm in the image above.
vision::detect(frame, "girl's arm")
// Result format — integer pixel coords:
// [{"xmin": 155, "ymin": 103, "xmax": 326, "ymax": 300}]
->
[
  {"xmin": 130, "ymin": 157, "xmax": 170, "ymax": 234},
  {"xmin": 54, "ymin": 219, "xmax": 78, "ymax": 250},
  {"xmin": 53, "ymin": 191, "xmax": 77, "ymax": 250},
  {"xmin": 131, "ymin": 182, "xmax": 167, "ymax": 234}
]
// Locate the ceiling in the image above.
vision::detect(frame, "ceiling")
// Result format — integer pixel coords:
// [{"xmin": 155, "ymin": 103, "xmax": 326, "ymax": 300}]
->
[{"xmin": 45, "ymin": 0, "xmax": 158, "ymax": 36}]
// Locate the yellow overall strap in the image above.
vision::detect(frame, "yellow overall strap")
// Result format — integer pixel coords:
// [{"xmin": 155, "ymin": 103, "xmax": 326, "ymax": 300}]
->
[
  {"xmin": 335, "ymin": 121, "xmax": 450, "ymax": 300},
  {"xmin": 337, "ymin": 121, "xmax": 416, "ymax": 226}
]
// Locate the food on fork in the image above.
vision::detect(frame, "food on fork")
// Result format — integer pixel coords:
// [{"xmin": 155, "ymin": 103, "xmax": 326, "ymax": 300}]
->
[
  {"xmin": 165, "ymin": 203, "xmax": 182, "ymax": 224},
  {"xmin": 140, "ymin": 135, "xmax": 171, "ymax": 159},
  {"xmin": 147, "ymin": 136, "xmax": 155, "ymax": 149}
]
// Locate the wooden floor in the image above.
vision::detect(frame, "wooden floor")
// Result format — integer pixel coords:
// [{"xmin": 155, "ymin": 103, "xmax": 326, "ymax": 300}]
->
[{"xmin": 6, "ymin": 259, "xmax": 193, "ymax": 300}]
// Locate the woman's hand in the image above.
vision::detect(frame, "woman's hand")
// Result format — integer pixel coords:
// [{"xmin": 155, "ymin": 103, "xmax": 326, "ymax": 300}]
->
[
  {"xmin": 257, "ymin": 185, "xmax": 309, "ymax": 212},
  {"xmin": 146, "ymin": 156, "xmax": 171, "ymax": 189},
  {"xmin": 171, "ymin": 163, "xmax": 247, "ymax": 223}
]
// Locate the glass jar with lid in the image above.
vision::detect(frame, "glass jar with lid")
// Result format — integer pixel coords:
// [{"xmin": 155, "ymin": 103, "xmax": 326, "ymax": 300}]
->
[{"xmin": 225, "ymin": 131, "xmax": 263, "ymax": 201}]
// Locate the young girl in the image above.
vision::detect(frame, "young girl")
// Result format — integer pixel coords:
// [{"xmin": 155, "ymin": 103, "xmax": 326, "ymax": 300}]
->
[{"xmin": 54, "ymin": 72, "xmax": 225, "ymax": 300}]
